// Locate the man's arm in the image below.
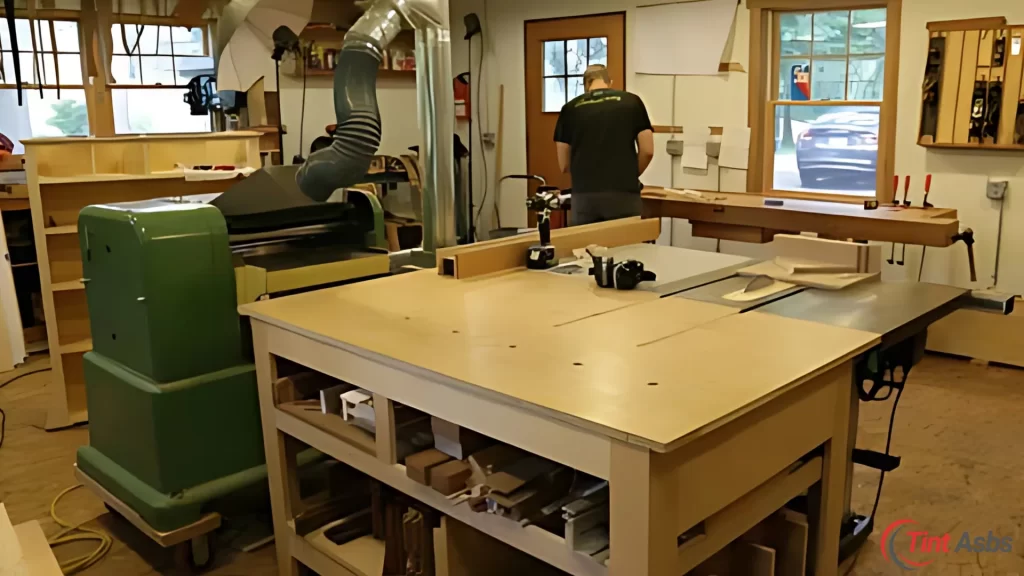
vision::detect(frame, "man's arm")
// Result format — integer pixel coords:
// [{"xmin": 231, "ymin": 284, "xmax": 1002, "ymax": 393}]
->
[
  {"xmin": 554, "ymin": 103, "xmax": 572, "ymax": 173},
  {"xmin": 637, "ymin": 129, "xmax": 654, "ymax": 176},
  {"xmin": 633, "ymin": 95, "xmax": 655, "ymax": 176},
  {"xmin": 556, "ymin": 142, "xmax": 571, "ymax": 173}
]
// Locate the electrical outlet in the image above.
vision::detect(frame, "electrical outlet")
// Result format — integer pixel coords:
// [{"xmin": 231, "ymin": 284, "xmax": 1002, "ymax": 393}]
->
[
  {"xmin": 482, "ymin": 132, "xmax": 497, "ymax": 147},
  {"xmin": 987, "ymin": 180, "xmax": 1008, "ymax": 200}
]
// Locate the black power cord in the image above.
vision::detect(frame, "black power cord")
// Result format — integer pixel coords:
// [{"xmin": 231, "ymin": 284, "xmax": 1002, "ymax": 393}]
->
[
  {"xmin": 0, "ymin": 367, "xmax": 52, "ymax": 450},
  {"xmin": 870, "ymin": 378, "xmax": 905, "ymax": 520},
  {"xmin": 472, "ymin": 33, "xmax": 489, "ymax": 238}
]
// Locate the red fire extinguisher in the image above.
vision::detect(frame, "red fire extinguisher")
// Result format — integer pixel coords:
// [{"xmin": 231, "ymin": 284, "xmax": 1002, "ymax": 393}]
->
[{"xmin": 454, "ymin": 74, "xmax": 471, "ymax": 120}]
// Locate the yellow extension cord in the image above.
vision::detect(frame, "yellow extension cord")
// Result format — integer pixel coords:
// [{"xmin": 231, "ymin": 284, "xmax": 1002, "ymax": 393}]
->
[{"xmin": 47, "ymin": 485, "xmax": 112, "ymax": 574}]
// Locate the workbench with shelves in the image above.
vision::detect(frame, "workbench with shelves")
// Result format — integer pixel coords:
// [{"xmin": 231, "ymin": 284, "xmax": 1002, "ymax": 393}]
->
[
  {"xmin": 242, "ymin": 250, "xmax": 882, "ymax": 576},
  {"xmin": 23, "ymin": 132, "xmax": 262, "ymax": 429},
  {"xmin": 0, "ymin": 154, "xmax": 47, "ymax": 356}
]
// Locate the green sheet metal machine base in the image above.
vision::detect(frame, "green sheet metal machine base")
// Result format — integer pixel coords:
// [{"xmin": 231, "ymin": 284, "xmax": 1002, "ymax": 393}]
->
[{"xmin": 75, "ymin": 201, "xmax": 266, "ymax": 534}]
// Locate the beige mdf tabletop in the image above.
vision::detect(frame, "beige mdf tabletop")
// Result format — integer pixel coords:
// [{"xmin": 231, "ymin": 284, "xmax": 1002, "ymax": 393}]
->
[{"xmin": 241, "ymin": 269, "xmax": 880, "ymax": 451}]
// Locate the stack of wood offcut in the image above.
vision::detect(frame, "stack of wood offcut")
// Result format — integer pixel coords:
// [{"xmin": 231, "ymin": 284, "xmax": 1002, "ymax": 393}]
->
[
  {"xmin": 405, "ymin": 418, "xmax": 611, "ymax": 563},
  {"xmin": 735, "ymin": 234, "xmax": 883, "ymax": 293}
]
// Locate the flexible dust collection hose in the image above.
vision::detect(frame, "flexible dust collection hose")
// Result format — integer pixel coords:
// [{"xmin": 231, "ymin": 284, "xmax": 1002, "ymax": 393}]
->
[
  {"xmin": 295, "ymin": 0, "xmax": 404, "ymax": 202},
  {"xmin": 295, "ymin": 40, "xmax": 384, "ymax": 202}
]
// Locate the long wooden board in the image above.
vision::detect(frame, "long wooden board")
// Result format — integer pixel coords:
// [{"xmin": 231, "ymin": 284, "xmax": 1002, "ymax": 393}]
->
[
  {"xmin": 998, "ymin": 29, "xmax": 1024, "ymax": 144},
  {"xmin": 643, "ymin": 191, "xmax": 960, "ymax": 247},
  {"xmin": 437, "ymin": 217, "xmax": 661, "ymax": 279},
  {"xmin": 936, "ymin": 31, "xmax": 966, "ymax": 144},
  {"xmin": 953, "ymin": 30, "xmax": 982, "ymax": 144}
]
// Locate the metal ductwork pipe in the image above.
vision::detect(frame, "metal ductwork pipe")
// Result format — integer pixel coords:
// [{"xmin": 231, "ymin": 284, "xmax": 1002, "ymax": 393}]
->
[
  {"xmin": 395, "ymin": 0, "xmax": 456, "ymax": 252},
  {"xmin": 295, "ymin": 0, "xmax": 456, "ymax": 253}
]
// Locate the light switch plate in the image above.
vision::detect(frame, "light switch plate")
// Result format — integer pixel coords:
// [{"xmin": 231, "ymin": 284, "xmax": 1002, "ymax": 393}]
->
[{"xmin": 987, "ymin": 180, "xmax": 1008, "ymax": 200}]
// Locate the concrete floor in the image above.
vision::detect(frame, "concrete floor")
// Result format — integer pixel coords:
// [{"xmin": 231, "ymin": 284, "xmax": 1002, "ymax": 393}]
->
[{"xmin": 1, "ymin": 353, "xmax": 1022, "ymax": 575}]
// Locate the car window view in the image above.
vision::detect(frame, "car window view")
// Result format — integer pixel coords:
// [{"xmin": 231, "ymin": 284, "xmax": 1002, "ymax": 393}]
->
[
  {"xmin": 774, "ymin": 8, "xmax": 885, "ymax": 197},
  {"xmin": 775, "ymin": 105, "xmax": 880, "ymax": 197}
]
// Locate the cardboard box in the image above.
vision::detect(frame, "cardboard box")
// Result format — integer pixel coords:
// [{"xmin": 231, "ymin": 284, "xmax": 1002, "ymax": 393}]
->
[
  {"xmin": 405, "ymin": 449, "xmax": 452, "ymax": 485},
  {"xmin": 429, "ymin": 460, "xmax": 472, "ymax": 496}
]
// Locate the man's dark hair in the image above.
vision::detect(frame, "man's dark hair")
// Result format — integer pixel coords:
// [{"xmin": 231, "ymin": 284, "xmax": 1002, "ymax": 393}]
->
[{"xmin": 583, "ymin": 64, "xmax": 611, "ymax": 90}]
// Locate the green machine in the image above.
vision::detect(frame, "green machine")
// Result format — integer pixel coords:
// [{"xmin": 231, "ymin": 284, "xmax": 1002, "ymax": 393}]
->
[{"xmin": 74, "ymin": 165, "xmax": 389, "ymax": 565}]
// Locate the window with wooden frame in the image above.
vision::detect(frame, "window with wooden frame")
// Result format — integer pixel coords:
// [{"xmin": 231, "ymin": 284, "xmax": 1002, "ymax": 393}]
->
[
  {"xmin": 109, "ymin": 22, "xmax": 214, "ymax": 134},
  {"xmin": 0, "ymin": 18, "xmax": 89, "ymax": 153},
  {"xmin": 747, "ymin": 0, "xmax": 901, "ymax": 203},
  {"xmin": 542, "ymin": 37, "xmax": 609, "ymax": 112}
]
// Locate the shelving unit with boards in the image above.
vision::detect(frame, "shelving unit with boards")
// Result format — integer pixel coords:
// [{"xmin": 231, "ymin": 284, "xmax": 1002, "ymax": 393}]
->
[
  {"xmin": 0, "ymin": 154, "xmax": 48, "ymax": 354},
  {"xmin": 283, "ymin": 24, "xmax": 418, "ymax": 80},
  {"xmin": 919, "ymin": 17, "xmax": 1024, "ymax": 150},
  {"xmin": 22, "ymin": 132, "xmax": 262, "ymax": 430}
]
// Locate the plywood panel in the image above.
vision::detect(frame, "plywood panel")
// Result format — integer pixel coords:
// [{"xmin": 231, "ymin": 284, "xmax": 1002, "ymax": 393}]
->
[
  {"xmin": 92, "ymin": 142, "xmax": 146, "ymax": 175},
  {"xmin": 46, "ymin": 234, "xmax": 83, "ymax": 285},
  {"xmin": 977, "ymin": 30, "xmax": 995, "ymax": 67},
  {"xmin": 936, "ymin": 31, "xmax": 965, "ymax": 144},
  {"xmin": 53, "ymin": 290, "xmax": 90, "ymax": 347},
  {"xmin": 39, "ymin": 179, "xmax": 232, "ymax": 227},
  {"xmin": 244, "ymin": 272, "xmax": 879, "ymax": 450},
  {"xmin": 997, "ymin": 29, "xmax": 1024, "ymax": 144},
  {"xmin": 434, "ymin": 517, "xmax": 567, "ymax": 576},
  {"xmin": 641, "ymin": 134, "xmax": 675, "ymax": 189},
  {"xmin": 745, "ymin": 512, "xmax": 808, "ymax": 576},
  {"xmin": 953, "ymin": 30, "xmax": 982, "ymax": 144},
  {"xmin": 62, "ymin": 350, "xmax": 88, "ymax": 419},
  {"xmin": 676, "ymin": 157, "xmax": 722, "ymax": 192},
  {"xmin": 146, "ymin": 139, "xmax": 252, "ymax": 172},
  {"xmin": 30, "ymin": 144, "xmax": 94, "ymax": 178},
  {"xmin": 691, "ymin": 541, "xmax": 776, "ymax": 576}
]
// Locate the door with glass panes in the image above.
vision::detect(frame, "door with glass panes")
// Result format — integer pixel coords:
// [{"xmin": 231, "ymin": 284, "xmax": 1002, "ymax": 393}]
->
[{"xmin": 524, "ymin": 13, "xmax": 625, "ymax": 227}]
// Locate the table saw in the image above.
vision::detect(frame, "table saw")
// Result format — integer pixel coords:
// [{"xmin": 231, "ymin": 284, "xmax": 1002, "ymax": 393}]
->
[{"xmin": 241, "ymin": 227, "xmax": 1009, "ymax": 576}]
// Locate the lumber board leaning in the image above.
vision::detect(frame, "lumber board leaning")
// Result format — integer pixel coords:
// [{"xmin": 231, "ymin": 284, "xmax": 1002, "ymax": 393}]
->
[{"xmin": 436, "ymin": 218, "xmax": 661, "ymax": 279}]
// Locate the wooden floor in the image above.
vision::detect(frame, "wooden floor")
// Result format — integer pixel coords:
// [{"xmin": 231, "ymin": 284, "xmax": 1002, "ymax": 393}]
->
[{"xmin": 1, "ymin": 352, "xmax": 1022, "ymax": 575}]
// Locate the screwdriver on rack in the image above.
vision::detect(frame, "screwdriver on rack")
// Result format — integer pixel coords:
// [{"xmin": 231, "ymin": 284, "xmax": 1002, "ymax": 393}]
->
[
  {"xmin": 902, "ymin": 175, "xmax": 912, "ymax": 207},
  {"xmin": 923, "ymin": 174, "xmax": 934, "ymax": 208}
]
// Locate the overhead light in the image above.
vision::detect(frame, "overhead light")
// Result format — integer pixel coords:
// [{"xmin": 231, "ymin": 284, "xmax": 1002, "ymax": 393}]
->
[{"xmin": 853, "ymin": 21, "xmax": 886, "ymax": 29}]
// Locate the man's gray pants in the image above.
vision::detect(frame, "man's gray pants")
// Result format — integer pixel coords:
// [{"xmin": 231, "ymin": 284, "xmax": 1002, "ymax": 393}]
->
[{"xmin": 569, "ymin": 192, "xmax": 643, "ymax": 226}]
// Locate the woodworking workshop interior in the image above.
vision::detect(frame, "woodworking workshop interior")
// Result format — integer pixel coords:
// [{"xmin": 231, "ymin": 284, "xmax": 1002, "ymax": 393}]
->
[{"xmin": 4, "ymin": 0, "xmax": 1024, "ymax": 575}]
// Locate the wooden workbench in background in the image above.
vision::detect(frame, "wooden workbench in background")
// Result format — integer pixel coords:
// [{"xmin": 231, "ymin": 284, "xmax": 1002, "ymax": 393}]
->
[{"xmin": 643, "ymin": 189, "xmax": 960, "ymax": 247}]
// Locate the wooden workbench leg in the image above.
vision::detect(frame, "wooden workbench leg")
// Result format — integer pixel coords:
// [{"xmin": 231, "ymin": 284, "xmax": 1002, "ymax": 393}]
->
[
  {"xmin": 808, "ymin": 368, "xmax": 853, "ymax": 576},
  {"xmin": 843, "ymin": 379, "xmax": 860, "ymax": 517},
  {"xmin": 253, "ymin": 321, "xmax": 302, "ymax": 576},
  {"xmin": 609, "ymin": 441, "xmax": 674, "ymax": 576}
]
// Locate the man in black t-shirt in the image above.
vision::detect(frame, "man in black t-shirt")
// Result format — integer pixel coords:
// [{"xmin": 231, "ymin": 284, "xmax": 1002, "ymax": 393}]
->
[{"xmin": 553, "ymin": 64, "xmax": 654, "ymax": 226}]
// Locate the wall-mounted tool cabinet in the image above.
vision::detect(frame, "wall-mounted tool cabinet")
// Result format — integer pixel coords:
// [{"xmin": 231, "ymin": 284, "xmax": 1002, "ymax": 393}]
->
[{"xmin": 919, "ymin": 17, "xmax": 1024, "ymax": 150}]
